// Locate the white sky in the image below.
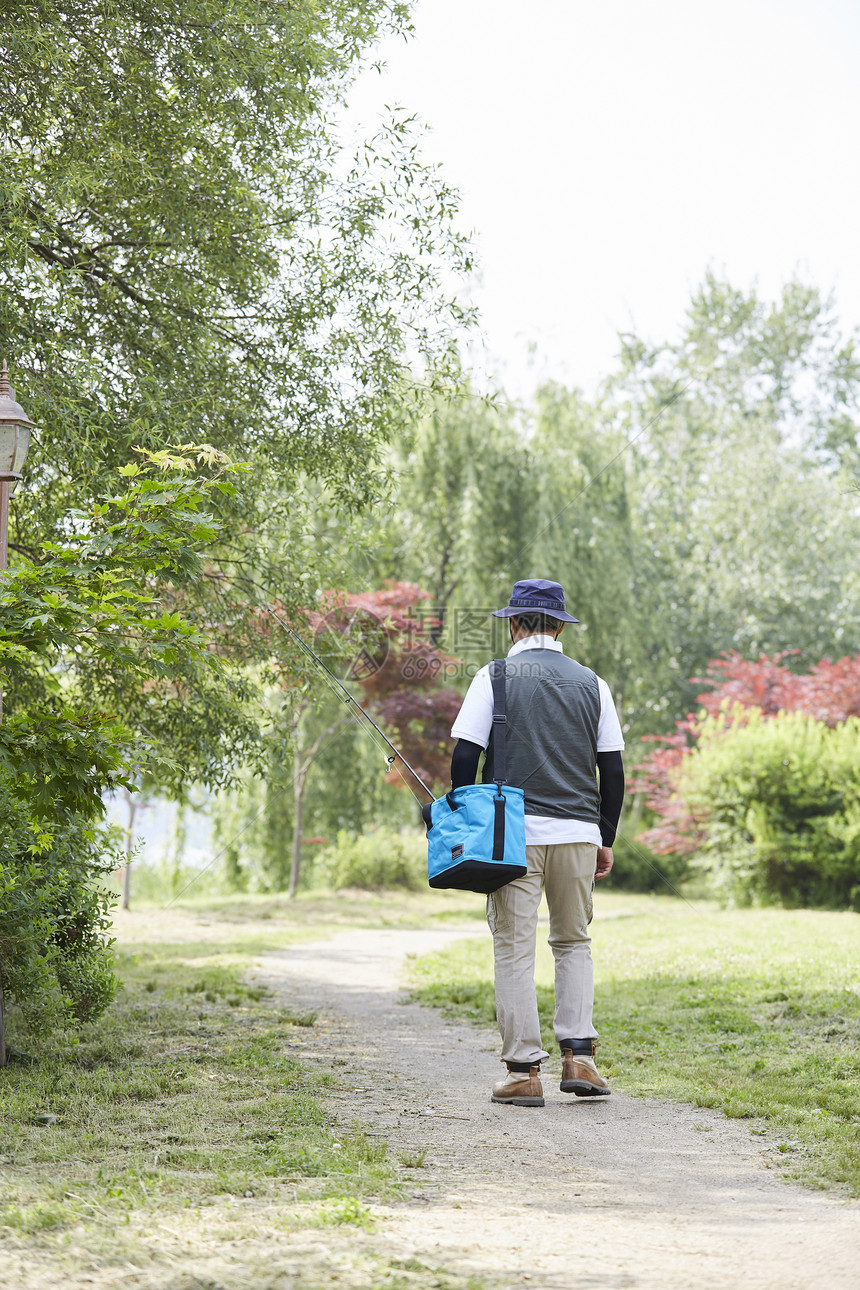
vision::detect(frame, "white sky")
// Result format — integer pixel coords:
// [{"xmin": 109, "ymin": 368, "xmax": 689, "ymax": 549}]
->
[{"xmin": 345, "ymin": 0, "xmax": 860, "ymax": 400}]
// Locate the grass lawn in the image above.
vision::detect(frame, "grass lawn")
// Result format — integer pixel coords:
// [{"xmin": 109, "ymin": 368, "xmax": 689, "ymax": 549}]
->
[
  {"xmin": 408, "ymin": 891, "xmax": 860, "ymax": 1196},
  {"xmin": 0, "ymin": 887, "xmax": 487, "ymax": 1290}
]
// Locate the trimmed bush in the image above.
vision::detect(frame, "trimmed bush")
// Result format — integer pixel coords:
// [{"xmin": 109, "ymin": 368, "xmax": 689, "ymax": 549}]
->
[
  {"xmin": 316, "ymin": 827, "xmax": 426, "ymax": 891},
  {"xmin": 680, "ymin": 709, "xmax": 860, "ymax": 908}
]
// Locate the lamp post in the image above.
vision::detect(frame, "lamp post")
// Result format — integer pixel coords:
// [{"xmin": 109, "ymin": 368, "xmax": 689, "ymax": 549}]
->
[
  {"xmin": 0, "ymin": 360, "xmax": 32, "ymax": 726},
  {"xmin": 0, "ymin": 360, "xmax": 33, "ymax": 1068},
  {"xmin": 0, "ymin": 359, "xmax": 32, "ymax": 572}
]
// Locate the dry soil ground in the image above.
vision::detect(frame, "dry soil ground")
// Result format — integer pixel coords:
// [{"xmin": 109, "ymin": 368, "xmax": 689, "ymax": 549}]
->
[{"xmin": 254, "ymin": 925, "xmax": 860, "ymax": 1290}]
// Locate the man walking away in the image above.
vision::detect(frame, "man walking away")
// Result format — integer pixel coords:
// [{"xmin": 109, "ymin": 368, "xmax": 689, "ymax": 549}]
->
[{"xmin": 450, "ymin": 579, "xmax": 625, "ymax": 1107}]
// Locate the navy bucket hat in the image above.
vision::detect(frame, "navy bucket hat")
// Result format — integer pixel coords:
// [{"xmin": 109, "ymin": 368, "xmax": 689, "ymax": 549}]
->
[{"xmin": 492, "ymin": 579, "xmax": 579, "ymax": 623}]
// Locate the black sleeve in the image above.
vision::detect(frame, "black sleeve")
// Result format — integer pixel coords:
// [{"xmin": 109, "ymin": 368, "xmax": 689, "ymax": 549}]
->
[
  {"xmin": 450, "ymin": 738, "xmax": 483, "ymax": 789},
  {"xmin": 596, "ymin": 750, "xmax": 625, "ymax": 848}
]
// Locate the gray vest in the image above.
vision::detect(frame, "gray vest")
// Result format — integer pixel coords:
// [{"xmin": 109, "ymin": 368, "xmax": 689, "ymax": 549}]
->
[{"xmin": 482, "ymin": 649, "xmax": 601, "ymax": 822}]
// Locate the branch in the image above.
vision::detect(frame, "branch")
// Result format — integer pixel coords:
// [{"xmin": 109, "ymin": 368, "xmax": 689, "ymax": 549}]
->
[
  {"xmin": 305, "ymin": 716, "xmax": 355, "ymax": 763},
  {"xmin": 297, "ymin": 716, "xmax": 355, "ymax": 779}
]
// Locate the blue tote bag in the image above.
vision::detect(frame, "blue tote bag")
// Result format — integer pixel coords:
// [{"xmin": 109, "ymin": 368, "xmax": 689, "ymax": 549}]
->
[{"xmin": 423, "ymin": 659, "xmax": 527, "ymax": 894}]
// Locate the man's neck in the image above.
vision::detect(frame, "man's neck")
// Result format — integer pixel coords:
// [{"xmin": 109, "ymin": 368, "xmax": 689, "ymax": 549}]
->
[{"xmin": 510, "ymin": 630, "xmax": 559, "ymax": 645}]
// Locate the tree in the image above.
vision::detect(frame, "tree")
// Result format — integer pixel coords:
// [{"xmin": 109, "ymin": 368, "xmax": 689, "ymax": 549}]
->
[
  {"xmin": 377, "ymin": 381, "xmax": 530, "ymax": 621},
  {"xmin": 693, "ymin": 651, "xmax": 860, "ymax": 725},
  {"xmin": 328, "ymin": 584, "xmax": 463, "ymax": 789},
  {"xmin": 207, "ymin": 697, "xmax": 408, "ymax": 895},
  {"xmin": 603, "ymin": 275, "xmax": 860, "ymax": 732},
  {"xmin": 1, "ymin": 2, "xmax": 476, "ymax": 936},
  {"xmin": 0, "ymin": 446, "xmax": 250, "ymax": 1053},
  {"xmin": 526, "ymin": 383, "xmax": 641, "ymax": 721},
  {"xmin": 616, "ymin": 273, "xmax": 860, "ymax": 471},
  {"xmin": 373, "ymin": 276, "xmax": 860, "ymax": 747},
  {"xmin": 1, "ymin": 0, "xmax": 472, "ymax": 614}
]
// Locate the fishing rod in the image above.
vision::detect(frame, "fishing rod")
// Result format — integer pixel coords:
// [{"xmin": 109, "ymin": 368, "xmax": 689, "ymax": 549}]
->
[{"xmin": 264, "ymin": 602, "xmax": 435, "ymax": 806}]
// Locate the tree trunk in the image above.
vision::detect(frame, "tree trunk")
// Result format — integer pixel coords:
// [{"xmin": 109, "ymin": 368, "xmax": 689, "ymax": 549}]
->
[
  {"xmin": 0, "ymin": 972, "xmax": 6, "ymax": 1069},
  {"xmin": 287, "ymin": 715, "xmax": 350, "ymax": 898},
  {"xmin": 121, "ymin": 788, "xmax": 137, "ymax": 911},
  {"xmin": 430, "ymin": 543, "xmax": 457, "ymax": 646},
  {"xmin": 289, "ymin": 759, "xmax": 306, "ymax": 899}
]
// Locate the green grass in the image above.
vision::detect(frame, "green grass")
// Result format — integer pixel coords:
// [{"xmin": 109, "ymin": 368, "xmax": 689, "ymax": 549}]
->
[
  {"xmin": 131, "ymin": 881, "xmax": 484, "ymax": 931},
  {"xmin": 0, "ymin": 889, "xmax": 491, "ymax": 1289},
  {"xmin": 408, "ymin": 892, "xmax": 860, "ymax": 1196},
  {"xmin": 0, "ymin": 948, "xmax": 393, "ymax": 1225}
]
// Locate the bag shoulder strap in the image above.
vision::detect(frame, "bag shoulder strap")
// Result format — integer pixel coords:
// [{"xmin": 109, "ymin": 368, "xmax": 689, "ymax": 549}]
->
[{"xmin": 490, "ymin": 658, "xmax": 507, "ymax": 788}]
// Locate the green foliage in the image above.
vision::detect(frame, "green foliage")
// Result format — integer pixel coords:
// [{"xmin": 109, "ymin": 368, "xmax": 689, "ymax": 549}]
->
[
  {"xmin": 527, "ymin": 383, "xmax": 647, "ymax": 721},
  {"xmin": 0, "ymin": 6, "xmax": 473, "ymax": 917},
  {"xmin": 316, "ymin": 827, "xmax": 426, "ymax": 891},
  {"xmin": 1, "ymin": 446, "xmax": 259, "ymax": 795},
  {"xmin": 376, "ymin": 379, "xmax": 536, "ymax": 632},
  {"xmin": 0, "ymin": 779, "xmax": 117, "ymax": 1035},
  {"xmin": 679, "ymin": 708, "xmax": 860, "ymax": 909},
  {"xmin": 207, "ymin": 689, "xmax": 415, "ymax": 894},
  {"xmin": 0, "ymin": 448, "xmax": 259, "ymax": 1033},
  {"xmin": 304, "ymin": 712, "xmax": 414, "ymax": 840},
  {"xmin": 1, "ymin": 0, "xmax": 471, "ymax": 572}
]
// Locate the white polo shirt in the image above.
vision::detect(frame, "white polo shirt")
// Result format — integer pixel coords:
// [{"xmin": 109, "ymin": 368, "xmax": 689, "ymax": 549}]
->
[{"xmin": 450, "ymin": 635, "xmax": 625, "ymax": 847}]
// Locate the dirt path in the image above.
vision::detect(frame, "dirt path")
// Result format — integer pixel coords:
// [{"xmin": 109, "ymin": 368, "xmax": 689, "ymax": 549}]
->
[{"xmin": 255, "ymin": 925, "xmax": 860, "ymax": 1290}]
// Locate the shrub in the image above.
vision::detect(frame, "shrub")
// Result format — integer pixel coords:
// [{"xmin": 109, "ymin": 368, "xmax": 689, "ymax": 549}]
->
[
  {"xmin": 678, "ymin": 709, "xmax": 860, "ymax": 909},
  {"xmin": 0, "ymin": 777, "xmax": 118, "ymax": 1038},
  {"xmin": 316, "ymin": 827, "xmax": 426, "ymax": 891}
]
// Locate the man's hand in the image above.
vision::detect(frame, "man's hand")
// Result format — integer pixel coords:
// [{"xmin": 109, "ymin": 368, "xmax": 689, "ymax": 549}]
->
[{"xmin": 595, "ymin": 846, "xmax": 614, "ymax": 881}]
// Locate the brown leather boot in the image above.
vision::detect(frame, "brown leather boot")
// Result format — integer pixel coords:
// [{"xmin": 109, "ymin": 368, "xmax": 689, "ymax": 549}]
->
[
  {"xmin": 491, "ymin": 1063, "xmax": 545, "ymax": 1107},
  {"xmin": 560, "ymin": 1041, "xmax": 611, "ymax": 1097}
]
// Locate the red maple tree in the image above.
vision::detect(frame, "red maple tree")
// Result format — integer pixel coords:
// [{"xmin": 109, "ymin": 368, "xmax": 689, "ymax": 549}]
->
[
  {"xmin": 304, "ymin": 581, "xmax": 463, "ymax": 796},
  {"xmin": 694, "ymin": 651, "xmax": 860, "ymax": 725}
]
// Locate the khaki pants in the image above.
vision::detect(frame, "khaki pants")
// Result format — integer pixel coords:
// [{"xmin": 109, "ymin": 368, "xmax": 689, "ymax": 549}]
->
[{"xmin": 486, "ymin": 841, "xmax": 598, "ymax": 1065}]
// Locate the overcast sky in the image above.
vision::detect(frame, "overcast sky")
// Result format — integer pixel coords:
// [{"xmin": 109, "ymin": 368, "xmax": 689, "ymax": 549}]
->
[{"xmin": 344, "ymin": 0, "xmax": 860, "ymax": 400}]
